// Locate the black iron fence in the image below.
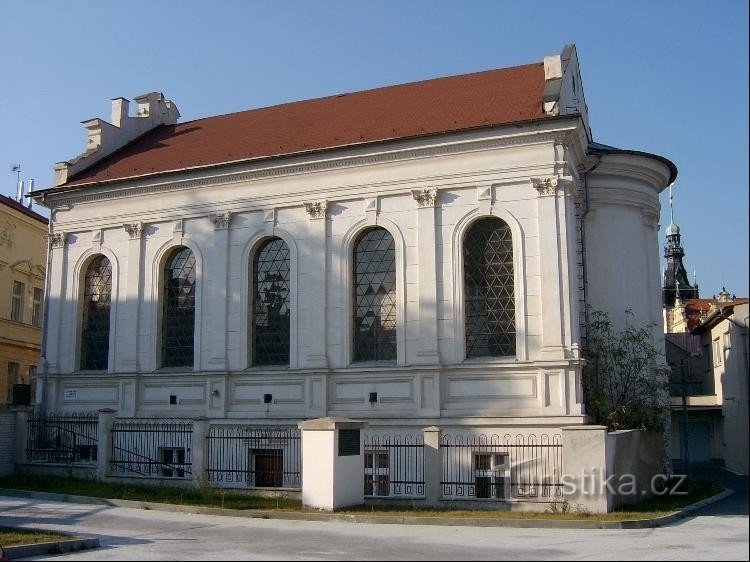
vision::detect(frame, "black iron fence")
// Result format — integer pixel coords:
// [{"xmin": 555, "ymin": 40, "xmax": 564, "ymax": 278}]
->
[
  {"xmin": 205, "ymin": 425, "xmax": 301, "ymax": 489},
  {"xmin": 441, "ymin": 433, "xmax": 563, "ymax": 500},
  {"xmin": 110, "ymin": 418, "xmax": 193, "ymax": 477},
  {"xmin": 25, "ymin": 412, "xmax": 99, "ymax": 464},
  {"xmin": 363, "ymin": 433, "xmax": 424, "ymax": 498}
]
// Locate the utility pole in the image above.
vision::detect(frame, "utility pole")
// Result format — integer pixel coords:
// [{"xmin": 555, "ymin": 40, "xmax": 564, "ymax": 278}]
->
[{"xmin": 681, "ymin": 358, "xmax": 691, "ymax": 478}]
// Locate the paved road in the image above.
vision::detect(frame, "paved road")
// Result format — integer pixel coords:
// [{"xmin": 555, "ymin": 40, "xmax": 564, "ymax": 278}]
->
[{"xmin": 1, "ymin": 495, "xmax": 747, "ymax": 561}]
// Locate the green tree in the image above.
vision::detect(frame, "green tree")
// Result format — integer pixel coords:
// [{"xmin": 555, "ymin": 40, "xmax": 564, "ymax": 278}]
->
[{"xmin": 583, "ymin": 309, "xmax": 669, "ymax": 431}]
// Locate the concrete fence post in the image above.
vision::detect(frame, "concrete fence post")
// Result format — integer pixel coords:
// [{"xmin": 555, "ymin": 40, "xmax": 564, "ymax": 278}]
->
[
  {"xmin": 14, "ymin": 408, "xmax": 30, "ymax": 465},
  {"xmin": 96, "ymin": 408, "xmax": 116, "ymax": 481},
  {"xmin": 422, "ymin": 426, "xmax": 442, "ymax": 507},
  {"xmin": 298, "ymin": 417, "xmax": 368, "ymax": 510},
  {"xmin": 561, "ymin": 425, "xmax": 610, "ymax": 512},
  {"xmin": 191, "ymin": 417, "xmax": 210, "ymax": 488}
]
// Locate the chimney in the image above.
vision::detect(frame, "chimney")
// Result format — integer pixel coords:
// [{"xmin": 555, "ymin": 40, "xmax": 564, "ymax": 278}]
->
[{"xmin": 52, "ymin": 92, "xmax": 180, "ymax": 186}]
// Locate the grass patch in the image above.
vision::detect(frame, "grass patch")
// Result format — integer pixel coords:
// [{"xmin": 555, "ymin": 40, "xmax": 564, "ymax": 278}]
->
[
  {"xmin": 0, "ymin": 473, "xmax": 301, "ymax": 511},
  {"xmin": 0, "ymin": 526, "xmax": 70, "ymax": 547},
  {"xmin": 0, "ymin": 474, "xmax": 723, "ymax": 521}
]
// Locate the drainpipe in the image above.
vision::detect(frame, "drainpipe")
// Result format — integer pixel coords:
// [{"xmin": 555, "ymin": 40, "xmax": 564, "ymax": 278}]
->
[{"xmin": 578, "ymin": 153, "xmax": 601, "ymax": 349}]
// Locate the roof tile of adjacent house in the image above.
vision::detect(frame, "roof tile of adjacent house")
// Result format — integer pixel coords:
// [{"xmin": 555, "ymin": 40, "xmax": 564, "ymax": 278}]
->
[{"xmin": 62, "ymin": 62, "xmax": 547, "ymax": 187}]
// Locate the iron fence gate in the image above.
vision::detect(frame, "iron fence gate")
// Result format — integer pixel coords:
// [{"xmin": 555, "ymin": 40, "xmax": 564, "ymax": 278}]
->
[
  {"xmin": 25, "ymin": 412, "xmax": 99, "ymax": 464},
  {"xmin": 363, "ymin": 433, "xmax": 425, "ymax": 498},
  {"xmin": 441, "ymin": 433, "xmax": 563, "ymax": 500},
  {"xmin": 110, "ymin": 418, "xmax": 193, "ymax": 477},
  {"xmin": 205, "ymin": 425, "xmax": 301, "ymax": 489}
]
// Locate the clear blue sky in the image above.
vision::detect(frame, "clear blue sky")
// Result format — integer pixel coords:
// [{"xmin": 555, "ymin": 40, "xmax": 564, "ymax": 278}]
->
[{"xmin": 1, "ymin": 0, "xmax": 747, "ymax": 298}]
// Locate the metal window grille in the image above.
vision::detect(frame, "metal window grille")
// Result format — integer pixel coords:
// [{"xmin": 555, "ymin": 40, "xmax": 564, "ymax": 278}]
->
[
  {"xmin": 80, "ymin": 255, "xmax": 112, "ymax": 370},
  {"xmin": 441, "ymin": 433, "xmax": 563, "ymax": 500},
  {"xmin": 205, "ymin": 425, "xmax": 301, "ymax": 489},
  {"xmin": 25, "ymin": 412, "xmax": 99, "ymax": 464},
  {"xmin": 463, "ymin": 218, "xmax": 516, "ymax": 358},
  {"xmin": 162, "ymin": 247, "xmax": 196, "ymax": 368},
  {"xmin": 10, "ymin": 280, "xmax": 24, "ymax": 322},
  {"xmin": 353, "ymin": 228, "xmax": 397, "ymax": 362},
  {"xmin": 252, "ymin": 238, "xmax": 291, "ymax": 366},
  {"xmin": 110, "ymin": 418, "xmax": 193, "ymax": 477},
  {"xmin": 363, "ymin": 433, "xmax": 424, "ymax": 498}
]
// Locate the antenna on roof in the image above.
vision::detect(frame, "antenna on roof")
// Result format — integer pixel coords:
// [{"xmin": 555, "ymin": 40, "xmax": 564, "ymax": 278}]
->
[{"xmin": 11, "ymin": 164, "xmax": 22, "ymax": 201}]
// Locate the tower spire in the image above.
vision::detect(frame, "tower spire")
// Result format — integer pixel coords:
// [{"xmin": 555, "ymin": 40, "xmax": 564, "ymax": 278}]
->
[{"xmin": 662, "ymin": 182, "xmax": 698, "ymax": 308}]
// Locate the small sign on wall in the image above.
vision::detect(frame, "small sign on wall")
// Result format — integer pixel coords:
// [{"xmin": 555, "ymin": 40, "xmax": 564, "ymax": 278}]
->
[{"xmin": 64, "ymin": 388, "xmax": 78, "ymax": 400}]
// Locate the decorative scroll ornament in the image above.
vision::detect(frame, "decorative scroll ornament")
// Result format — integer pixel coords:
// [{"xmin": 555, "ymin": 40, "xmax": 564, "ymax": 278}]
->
[
  {"xmin": 47, "ymin": 231, "xmax": 67, "ymax": 249},
  {"xmin": 304, "ymin": 200, "xmax": 328, "ymax": 219},
  {"xmin": 530, "ymin": 176, "xmax": 561, "ymax": 196},
  {"xmin": 123, "ymin": 222, "xmax": 144, "ymax": 239},
  {"xmin": 210, "ymin": 211, "xmax": 231, "ymax": 230},
  {"xmin": 411, "ymin": 188, "xmax": 438, "ymax": 207},
  {"xmin": 0, "ymin": 220, "xmax": 16, "ymax": 249},
  {"xmin": 530, "ymin": 175, "xmax": 577, "ymax": 199}
]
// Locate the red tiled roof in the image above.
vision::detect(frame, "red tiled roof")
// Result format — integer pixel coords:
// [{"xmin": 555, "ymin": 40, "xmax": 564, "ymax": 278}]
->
[
  {"xmin": 0, "ymin": 193, "xmax": 49, "ymax": 224},
  {"xmin": 683, "ymin": 299, "xmax": 715, "ymax": 332},
  {"xmin": 684, "ymin": 298, "xmax": 749, "ymax": 333},
  {"xmin": 63, "ymin": 62, "xmax": 547, "ymax": 187}
]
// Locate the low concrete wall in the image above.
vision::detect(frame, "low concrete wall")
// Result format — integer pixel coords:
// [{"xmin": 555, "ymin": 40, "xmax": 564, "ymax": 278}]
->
[
  {"xmin": 606, "ymin": 429, "xmax": 664, "ymax": 508},
  {"xmin": 0, "ymin": 410, "xmax": 16, "ymax": 477},
  {"xmin": 562, "ymin": 426, "xmax": 665, "ymax": 512}
]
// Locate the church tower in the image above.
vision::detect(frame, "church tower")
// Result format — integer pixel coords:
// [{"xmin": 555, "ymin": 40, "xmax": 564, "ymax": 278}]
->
[{"xmin": 662, "ymin": 184, "xmax": 699, "ymax": 308}]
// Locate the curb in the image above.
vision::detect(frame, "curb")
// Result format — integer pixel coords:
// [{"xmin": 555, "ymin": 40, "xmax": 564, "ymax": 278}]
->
[
  {"xmin": 0, "ymin": 487, "xmax": 734, "ymax": 530},
  {"xmin": 1, "ymin": 536, "xmax": 99, "ymax": 560}
]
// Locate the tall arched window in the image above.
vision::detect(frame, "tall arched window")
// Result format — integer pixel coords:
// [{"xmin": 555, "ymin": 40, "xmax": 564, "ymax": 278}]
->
[
  {"xmin": 353, "ymin": 228, "xmax": 396, "ymax": 362},
  {"xmin": 463, "ymin": 217, "xmax": 515, "ymax": 358},
  {"xmin": 80, "ymin": 255, "xmax": 112, "ymax": 370},
  {"xmin": 251, "ymin": 237, "xmax": 290, "ymax": 366},
  {"xmin": 162, "ymin": 247, "xmax": 196, "ymax": 368}
]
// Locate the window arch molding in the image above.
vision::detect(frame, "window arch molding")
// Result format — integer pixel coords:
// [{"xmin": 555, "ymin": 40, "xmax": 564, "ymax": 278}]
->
[
  {"xmin": 70, "ymin": 247, "xmax": 120, "ymax": 372},
  {"xmin": 150, "ymin": 237, "xmax": 203, "ymax": 371},
  {"xmin": 239, "ymin": 229, "xmax": 299, "ymax": 369},
  {"xmin": 338, "ymin": 217, "xmax": 406, "ymax": 366},
  {"xmin": 451, "ymin": 208, "xmax": 527, "ymax": 362}
]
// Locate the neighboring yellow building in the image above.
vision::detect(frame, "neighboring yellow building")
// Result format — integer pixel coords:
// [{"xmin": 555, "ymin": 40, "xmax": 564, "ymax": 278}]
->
[{"xmin": 0, "ymin": 193, "xmax": 48, "ymax": 408}]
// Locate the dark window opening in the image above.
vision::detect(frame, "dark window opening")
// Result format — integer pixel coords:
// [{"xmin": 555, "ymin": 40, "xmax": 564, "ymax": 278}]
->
[
  {"xmin": 353, "ymin": 228, "xmax": 396, "ymax": 362},
  {"xmin": 463, "ymin": 218, "xmax": 516, "ymax": 358},
  {"xmin": 80, "ymin": 255, "xmax": 112, "ymax": 370},
  {"xmin": 252, "ymin": 238, "xmax": 291, "ymax": 366},
  {"xmin": 162, "ymin": 247, "xmax": 196, "ymax": 368}
]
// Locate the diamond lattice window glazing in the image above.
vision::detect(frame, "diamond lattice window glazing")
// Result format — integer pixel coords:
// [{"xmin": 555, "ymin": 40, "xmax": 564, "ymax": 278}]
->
[
  {"xmin": 353, "ymin": 228, "xmax": 397, "ymax": 362},
  {"xmin": 80, "ymin": 255, "xmax": 112, "ymax": 370},
  {"xmin": 162, "ymin": 247, "xmax": 196, "ymax": 368},
  {"xmin": 252, "ymin": 238, "xmax": 291, "ymax": 366},
  {"xmin": 463, "ymin": 218, "xmax": 516, "ymax": 358}
]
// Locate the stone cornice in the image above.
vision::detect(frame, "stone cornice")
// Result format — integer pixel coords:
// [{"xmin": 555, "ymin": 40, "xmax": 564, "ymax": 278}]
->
[{"xmin": 38, "ymin": 124, "xmax": 579, "ymax": 209}]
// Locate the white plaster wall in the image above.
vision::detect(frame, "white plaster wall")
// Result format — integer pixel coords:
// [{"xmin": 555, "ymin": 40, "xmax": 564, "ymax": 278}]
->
[{"xmin": 38, "ymin": 119, "xmax": 636, "ymax": 423}]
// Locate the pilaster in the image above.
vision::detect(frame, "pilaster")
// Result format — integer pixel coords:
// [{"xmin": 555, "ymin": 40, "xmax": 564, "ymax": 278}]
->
[
  {"xmin": 411, "ymin": 188, "xmax": 440, "ymax": 364},
  {"xmin": 119, "ymin": 222, "xmax": 143, "ymax": 372},
  {"xmin": 206, "ymin": 212, "xmax": 231, "ymax": 371},
  {"xmin": 303, "ymin": 201, "xmax": 328, "ymax": 368},
  {"xmin": 531, "ymin": 177, "xmax": 570, "ymax": 360},
  {"xmin": 44, "ymin": 232, "xmax": 67, "ymax": 375}
]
